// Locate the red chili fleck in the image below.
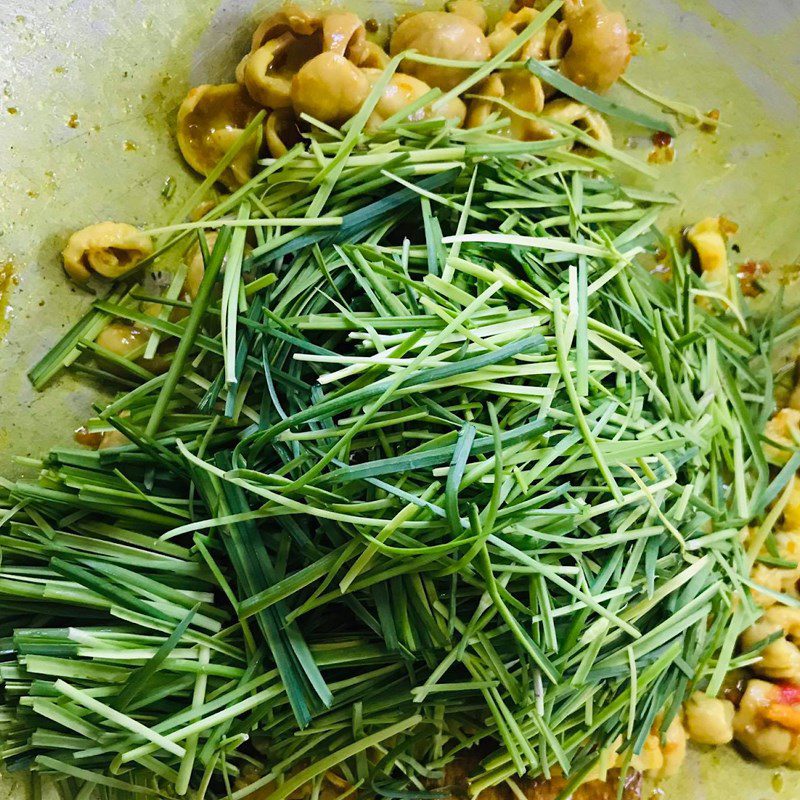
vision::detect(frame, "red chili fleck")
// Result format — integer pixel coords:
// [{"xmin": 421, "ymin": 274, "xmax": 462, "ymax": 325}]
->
[{"xmin": 778, "ymin": 682, "xmax": 800, "ymax": 705}]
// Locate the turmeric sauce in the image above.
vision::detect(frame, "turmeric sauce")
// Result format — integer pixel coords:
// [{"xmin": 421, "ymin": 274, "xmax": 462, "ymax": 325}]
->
[{"xmin": 0, "ymin": 261, "xmax": 17, "ymax": 340}]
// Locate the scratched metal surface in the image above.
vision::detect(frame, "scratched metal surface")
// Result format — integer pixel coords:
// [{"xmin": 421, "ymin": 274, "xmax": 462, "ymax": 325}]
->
[{"xmin": 0, "ymin": 0, "xmax": 799, "ymax": 796}]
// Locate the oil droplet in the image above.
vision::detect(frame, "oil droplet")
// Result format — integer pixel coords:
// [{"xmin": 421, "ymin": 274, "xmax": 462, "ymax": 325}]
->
[
  {"xmin": 67, "ymin": 112, "xmax": 79, "ymax": 128},
  {"xmin": 123, "ymin": 140, "xmax": 138, "ymax": 152},
  {"xmin": 772, "ymin": 771, "xmax": 784, "ymax": 793}
]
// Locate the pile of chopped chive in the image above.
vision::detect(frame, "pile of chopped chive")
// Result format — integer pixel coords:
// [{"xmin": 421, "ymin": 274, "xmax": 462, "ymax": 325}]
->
[{"xmin": 0, "ymin": 55, "xmax": 787, "ymax": 800}]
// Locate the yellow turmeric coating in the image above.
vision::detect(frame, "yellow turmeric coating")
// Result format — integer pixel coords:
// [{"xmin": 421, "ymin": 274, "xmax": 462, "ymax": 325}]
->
[{"xmin": 61, "ymin": 222, "xmax": 153, "ymax": 283}]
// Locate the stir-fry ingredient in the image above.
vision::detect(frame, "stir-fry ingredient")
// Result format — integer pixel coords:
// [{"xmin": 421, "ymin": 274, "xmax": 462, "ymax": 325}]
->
[
  {"xmin": 684, "ymin": 692, "xmax": 735, "ymax": 746},
  {"xmin": 160, "ymin": 0, "xmax": 653, "ymax": 196},
  {"xmin": 559, "ymin": 0, "xmax": 630, "ymax": 93},
  {"xmin": 176, "ymin": 85, "xmax": 263, "ymax": 191},
  {"xmin": 390, "ymin": 11, "xmax": 491, "ymax": 90},
  {"xmin": 3, "ymin": 57, "xmax": 781, "ymax": 795},
  {"xmin": 61, "ymin": 222, "xmax": 154, "ymax": 283},
  {"xmin": 734, "ymin": 680, "xmax": 800, "ymax": 767},
  {"xmin": 9, "ymin": 0, "xmax": 800, "ymax": 796}
]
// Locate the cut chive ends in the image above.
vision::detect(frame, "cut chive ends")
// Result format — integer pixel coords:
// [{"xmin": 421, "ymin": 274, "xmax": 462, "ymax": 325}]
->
[{"xmin": 2, "ymin": 37, "xmax": 788, "ymax": 800}]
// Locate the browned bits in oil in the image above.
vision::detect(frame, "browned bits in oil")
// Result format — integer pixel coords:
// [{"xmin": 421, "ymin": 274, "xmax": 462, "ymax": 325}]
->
[
  {"xmin": 651, "ymin": 248, "xmax": 671, "ymax": 281},
  {"xmin": 0, "ymin": 262, "xmax": 17, "ymax": 289},
  {"xmin": 7, "ymin": 106, "xmax": 18, "ymax": 115},
  {"xmin": 123, "ymin": 140, "xmax": 138, "ymax": 151},
  {"xmin": 648, "ymin": 131, "xmax": 674, "ymax": 163},
  {"xmin": 651, "ymin": 131, "xmax": 672, "ymax": 148},
  {"xmin": 67, "ymin": 112, "xmax": 79, "ymax": 128},
  {"xmin": 365, "ymin": 17, "xmax": 379, "ymax": 33},
  {"xmin": 721, "ymin": 671, "xmax": 747, "ymax": 706},
  {"xmin": 1, "ymin": 262, "xmax": 15, "ymax": 279},
  {"xmin": 737, "ymin": 259, "xmax": 770, "ymax": 297},
  {"xmin": 73, "ymin": 426, "xmax": 103, "ymax": 449},
  {"xmin": 628, "ymin": 29, "xmax": 644, "ymax": 54},
  {"xmin": 0, "ymin": 262, "xmax": 19, "ymax": 339},
  {"xmin": 647, "ymin": 149, "xmax": 673, "ymax": 163},
  {"xmin": 702, "ymin": 108, "xmax": 721, "ymax": 132}
]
